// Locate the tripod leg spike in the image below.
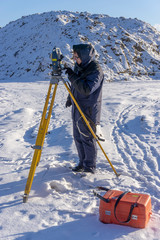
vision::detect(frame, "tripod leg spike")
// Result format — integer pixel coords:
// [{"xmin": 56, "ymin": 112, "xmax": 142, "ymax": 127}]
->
[{"xmin": 23, "ymin": 194, "xmax": 29, "ymax": 203}]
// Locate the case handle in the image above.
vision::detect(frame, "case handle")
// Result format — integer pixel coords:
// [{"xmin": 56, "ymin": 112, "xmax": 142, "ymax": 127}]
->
[
  {"xmin": 114, "ymin": 191, "xmax": 137, "ymax": 223},
  {"xmin": 93, "ymin": 187, "xmax": 110, "ymax": 204}
]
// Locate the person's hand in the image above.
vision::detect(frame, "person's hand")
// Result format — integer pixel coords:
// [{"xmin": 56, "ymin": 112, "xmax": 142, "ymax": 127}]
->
[
  {"xmin": 65, "ymin": 94, "xmax": 72, "ymax": 108},
  {"xmin": 65, "ymin": 99, "xmax": 72, "ymax": 108},
  {"xmin": 65, "ymin": 67, "xmax": 74, "ymax": 76}
]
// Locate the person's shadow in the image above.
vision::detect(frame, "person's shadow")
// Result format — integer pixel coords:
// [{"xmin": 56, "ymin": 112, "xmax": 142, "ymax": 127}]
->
[{"xmin": 11, "ymin": 214, "xmax": 138, "ymax": 240}]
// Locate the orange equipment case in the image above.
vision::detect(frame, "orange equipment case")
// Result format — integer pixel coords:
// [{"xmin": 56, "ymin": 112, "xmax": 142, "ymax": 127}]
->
[{"xmin": 94, "ymin": 187, "xmax": 152, "ymax": 228}]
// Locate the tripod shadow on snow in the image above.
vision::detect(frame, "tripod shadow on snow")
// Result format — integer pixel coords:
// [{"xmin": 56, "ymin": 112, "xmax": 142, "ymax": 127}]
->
[
  {"xmin": 13, "ymin": 215, "xmax": 138, "ymax": 240},
  {"xmin": 46, "ymin": 124, "xmax": 73, "ymax": 149},
  {"xmin": 23, "ymin": 125, "xmax": 39, "ymax": 145},
  {"xmin": 0, "ymin": 198, "xmax": 22, "ymax": 213},
  {"xmin": 23, "ymin": 123, "xmax": 73, "ymax": 150}
]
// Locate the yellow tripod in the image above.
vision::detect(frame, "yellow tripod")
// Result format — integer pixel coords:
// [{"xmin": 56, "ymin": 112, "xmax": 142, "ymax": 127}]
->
[{"xmin": 23, "ymin": 76, "xmax": 119, "ymax": 203}]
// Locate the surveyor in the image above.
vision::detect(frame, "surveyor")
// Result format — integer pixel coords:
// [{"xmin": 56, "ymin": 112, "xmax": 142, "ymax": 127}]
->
[{"xmin": 65, "ymin": 43, "xmax": 104, "ymax": 173}]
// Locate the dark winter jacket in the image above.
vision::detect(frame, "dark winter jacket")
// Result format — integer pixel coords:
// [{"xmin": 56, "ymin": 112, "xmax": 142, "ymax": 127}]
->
[{"xmin": 68, "ymin": 44, "xmax": 104, "ymax": 125}]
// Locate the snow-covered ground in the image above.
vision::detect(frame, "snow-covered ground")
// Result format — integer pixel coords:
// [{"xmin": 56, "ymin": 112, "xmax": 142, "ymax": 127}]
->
[{"xmin": 0, "ymin": 76, "xmax": 160, "ymax": 240}]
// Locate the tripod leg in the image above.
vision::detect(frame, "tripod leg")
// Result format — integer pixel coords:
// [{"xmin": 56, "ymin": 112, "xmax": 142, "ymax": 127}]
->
[
  {"xmin": 63, "ymin": 81, "xmax": 119, "ymax": 177},
  {"xmin": 23, "ymin": 83, "xmax": 58, "ymax": 203},
  {"xmin": 36, "ymin": 83, "xmax": 58, "ymax": 166}
]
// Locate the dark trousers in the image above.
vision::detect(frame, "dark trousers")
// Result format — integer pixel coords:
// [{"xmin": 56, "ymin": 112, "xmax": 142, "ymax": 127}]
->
[{"xmin": 72, "ymin": 109, "xmax": 97, "ymax": 169}]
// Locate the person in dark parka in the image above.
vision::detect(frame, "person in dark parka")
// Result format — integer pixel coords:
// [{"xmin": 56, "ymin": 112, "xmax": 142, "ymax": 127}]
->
[{"xmin": 65, "ymin": 43, "xmax": 104, "ymax": 173}]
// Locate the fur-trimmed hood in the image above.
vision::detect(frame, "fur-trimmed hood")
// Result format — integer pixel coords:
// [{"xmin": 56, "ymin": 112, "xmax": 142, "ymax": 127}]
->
[{"xmin": 73, "ymin": 44, "xmax": 95, "ymax": 67}]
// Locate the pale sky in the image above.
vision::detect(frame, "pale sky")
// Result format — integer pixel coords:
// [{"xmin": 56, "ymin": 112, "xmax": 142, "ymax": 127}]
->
[{"xmin": 0, "ymin": 0, "xmax": 160, "ymax": 30}]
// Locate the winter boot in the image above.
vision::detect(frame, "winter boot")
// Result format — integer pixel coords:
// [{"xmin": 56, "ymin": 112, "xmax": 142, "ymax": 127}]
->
[{"xmin": 72, "ymin": 165, "xmax": 84, "ymax": 172}]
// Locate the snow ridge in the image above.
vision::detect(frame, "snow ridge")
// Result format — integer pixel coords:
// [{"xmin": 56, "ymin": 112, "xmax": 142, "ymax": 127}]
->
[{"xmin": 0, "ymin": 10, "xmax": 160, "ymax": 81}]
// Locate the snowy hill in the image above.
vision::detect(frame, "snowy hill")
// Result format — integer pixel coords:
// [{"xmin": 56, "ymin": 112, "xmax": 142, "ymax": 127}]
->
[
  {"xmin": 0, "ymin": 10, "xmax": 160, "ymax": 81},
  {"xmin": 0, "ymin": 11, "xmax": 160, "ymax": 240}
]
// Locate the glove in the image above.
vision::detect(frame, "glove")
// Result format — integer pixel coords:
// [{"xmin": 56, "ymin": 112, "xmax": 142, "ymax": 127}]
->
[
  {"xmin": 65, "ymin": 95, "xmax": 72, "ymax": 108},
  {"xmin": 65, "ymin": 67, "xmax": 74, "ymax": 76}
]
